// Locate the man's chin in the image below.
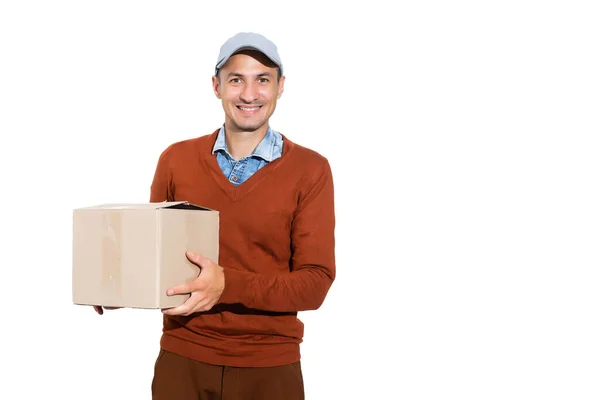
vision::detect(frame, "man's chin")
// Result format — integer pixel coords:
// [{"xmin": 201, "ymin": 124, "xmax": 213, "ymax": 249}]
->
[{"xmin": 232, "ymin": 121, "xmax": 267, "ymax": 133}]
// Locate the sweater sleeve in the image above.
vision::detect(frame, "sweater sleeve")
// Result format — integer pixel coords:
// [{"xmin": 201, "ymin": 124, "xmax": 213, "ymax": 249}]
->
[
  {"xmin": 217, "ymin": 158, "xmax": 336, "ymax": 312},
  {"xmin": 149, "ymin": 146, "xmax": 174, "ymax": 202}
]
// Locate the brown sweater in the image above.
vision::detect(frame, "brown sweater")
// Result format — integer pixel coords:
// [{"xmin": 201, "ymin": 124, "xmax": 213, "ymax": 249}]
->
[{"xmin": 149, "ymin": 129, "xmax": 336, "ymax": 367}]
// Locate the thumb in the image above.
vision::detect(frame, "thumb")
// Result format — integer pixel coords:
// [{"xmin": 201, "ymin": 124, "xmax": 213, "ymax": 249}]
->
[{"xmin": 186, "ymin": 251, "xmax": 210, "ymax": 268}]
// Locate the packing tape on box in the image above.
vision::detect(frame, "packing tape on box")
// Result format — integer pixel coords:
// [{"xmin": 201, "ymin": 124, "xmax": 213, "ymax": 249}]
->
[{"xmin": 101, "ymin": 212, "xmax": 123, "ymax": 299}]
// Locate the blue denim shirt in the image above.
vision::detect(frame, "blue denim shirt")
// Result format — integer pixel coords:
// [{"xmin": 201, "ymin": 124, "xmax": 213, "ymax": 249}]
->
[{"xmin": 212, "ymin": 125, "xmax": 283, "ymax": 186}]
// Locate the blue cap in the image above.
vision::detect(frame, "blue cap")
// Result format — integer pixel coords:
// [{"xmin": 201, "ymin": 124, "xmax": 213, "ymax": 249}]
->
[{"xmin": 215, "ymin": 32, "xmax": 283, "ymax": 76}]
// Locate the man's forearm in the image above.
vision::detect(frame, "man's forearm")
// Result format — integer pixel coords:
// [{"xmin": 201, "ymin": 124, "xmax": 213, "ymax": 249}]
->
[{"xmin": 218, "ymin": 266, "xmax": 334, "ymax": 312}]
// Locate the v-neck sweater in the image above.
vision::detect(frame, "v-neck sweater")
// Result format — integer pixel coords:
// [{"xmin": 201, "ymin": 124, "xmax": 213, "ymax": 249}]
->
[{"xmin": 150, "ymin": 128, "xmax": 336, "ymax": 367}]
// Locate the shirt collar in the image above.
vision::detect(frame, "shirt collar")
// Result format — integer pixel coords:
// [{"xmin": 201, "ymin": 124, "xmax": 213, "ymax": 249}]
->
[
  {"xmin": 212, "ymin": 125, "xmax": 279, "ymax": 162},
  {"xmin": 212, "ymin": 125, "xmax": 228, "ymax": 155}
]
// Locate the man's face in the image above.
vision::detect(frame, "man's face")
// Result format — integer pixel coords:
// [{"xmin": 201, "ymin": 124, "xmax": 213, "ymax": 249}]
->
[{"xmin": 212, "ymin": 50, "xmax": 285, "ymax": 134}]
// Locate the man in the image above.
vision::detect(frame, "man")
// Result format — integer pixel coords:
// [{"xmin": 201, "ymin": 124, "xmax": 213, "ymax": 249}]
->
[{"xmin": 96, "ymin": 32, "xmax": 336, "ymax": 399}]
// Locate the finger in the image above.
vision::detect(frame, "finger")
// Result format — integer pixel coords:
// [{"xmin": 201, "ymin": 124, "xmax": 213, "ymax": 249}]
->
[
  {"xmin": 162, "ymin": 303, "xmax": 189, "ymax": 316},
  {"xmin": 162, "ymin": 293, "xmax": 202, "ymax": 316},
  {"xmin": 161, "ymin": 307, "xmax": 179, "ymax": 316},
  {"xmin": 166, "ymin": 283, "xmax": 192, "ymax": 297}
]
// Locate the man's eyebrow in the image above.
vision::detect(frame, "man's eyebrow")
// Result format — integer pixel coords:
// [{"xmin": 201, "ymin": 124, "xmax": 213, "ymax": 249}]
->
[{"xmin": 226, "ymin": 72, "xmax": 274, "ymax": 78}]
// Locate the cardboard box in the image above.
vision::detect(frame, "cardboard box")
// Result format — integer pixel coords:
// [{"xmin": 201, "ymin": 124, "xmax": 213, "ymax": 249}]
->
[{"xmin": 72, "ymin": 201, "xmax": 219, "ymax": 309}]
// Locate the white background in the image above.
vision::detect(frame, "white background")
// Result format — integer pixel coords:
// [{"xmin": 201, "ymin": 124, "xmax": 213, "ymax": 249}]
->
[{"xmin": 1, "ymin": 1, "xmax": 599, "ymax": 399}]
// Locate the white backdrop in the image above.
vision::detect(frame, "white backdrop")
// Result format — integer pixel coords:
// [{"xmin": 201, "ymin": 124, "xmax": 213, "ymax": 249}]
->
[{"xmin": 1, "ymin": 1, "xmax": 599, "ymax": 399}]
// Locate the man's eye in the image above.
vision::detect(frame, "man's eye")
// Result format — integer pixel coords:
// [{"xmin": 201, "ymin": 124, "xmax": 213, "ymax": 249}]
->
[
  {"xmin": 230, "ymin": 78, "xmax": 241, "ymax": 83},
  {"xmin": 258, "ymin": 78, "xmax": 269, "ymax": 83}
]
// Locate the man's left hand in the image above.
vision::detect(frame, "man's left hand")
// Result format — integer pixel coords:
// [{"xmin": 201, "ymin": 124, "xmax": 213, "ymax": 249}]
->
[{"xmin": 162, "ymin": 251, "xmax": 225, "ymax": 316}]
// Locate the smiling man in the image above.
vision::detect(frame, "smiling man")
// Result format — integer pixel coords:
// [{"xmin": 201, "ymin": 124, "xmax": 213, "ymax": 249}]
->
[{"xmin": 145, "ymin": 32, "xmax": 336, "ymax": 399}]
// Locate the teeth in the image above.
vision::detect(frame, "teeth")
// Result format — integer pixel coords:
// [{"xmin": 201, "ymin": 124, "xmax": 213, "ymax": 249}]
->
[{"xmin": 239, "ymin": 107, "xmax": 259, "ymax": 111}]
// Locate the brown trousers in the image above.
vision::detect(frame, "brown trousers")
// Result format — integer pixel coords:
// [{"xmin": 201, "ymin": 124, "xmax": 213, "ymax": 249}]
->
[{"xmin": 151, "ymin": 349, "xmax": 305, "ymax": 400}]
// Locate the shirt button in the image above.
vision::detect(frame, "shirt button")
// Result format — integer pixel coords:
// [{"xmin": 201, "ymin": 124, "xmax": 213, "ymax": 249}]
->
[{"xmin": 232, "ymin": 176, "xmax": 238, "ymax": 182}]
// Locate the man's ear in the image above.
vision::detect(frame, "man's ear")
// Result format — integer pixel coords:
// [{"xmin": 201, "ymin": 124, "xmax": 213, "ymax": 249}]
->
[
  {"xmin": 212, "ymin": 75, "xmax": 221, "ymax": 99},
  {"xmin": 277, "ymin": 75, "xmax": 285, "ymax": 99}
]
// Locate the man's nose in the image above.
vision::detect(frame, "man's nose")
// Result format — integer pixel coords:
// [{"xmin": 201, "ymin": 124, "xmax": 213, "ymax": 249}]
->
[{"xmin": 240, "ymin": 82, "xmax": 259, "ymax": 103}]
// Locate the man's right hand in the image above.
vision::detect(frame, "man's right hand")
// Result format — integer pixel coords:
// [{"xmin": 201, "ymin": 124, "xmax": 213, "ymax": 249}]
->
[{"xmin": 93, "ymin": 306, "xmax": 122, "ymax": 315}]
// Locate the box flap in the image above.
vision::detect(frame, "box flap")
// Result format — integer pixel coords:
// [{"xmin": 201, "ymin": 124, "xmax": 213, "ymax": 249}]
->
[{"xmin": 162, "ymin": 202, "xmax": 216, "ymax": 212}]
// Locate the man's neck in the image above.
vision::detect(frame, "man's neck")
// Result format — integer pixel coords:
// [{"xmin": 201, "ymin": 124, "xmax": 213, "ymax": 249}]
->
[{"xmin": 224, "ymin": 123, "xmax": 269, "ymax": 161}]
